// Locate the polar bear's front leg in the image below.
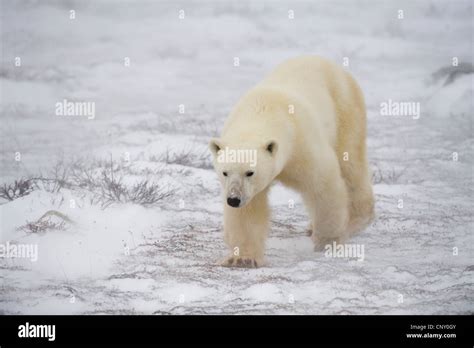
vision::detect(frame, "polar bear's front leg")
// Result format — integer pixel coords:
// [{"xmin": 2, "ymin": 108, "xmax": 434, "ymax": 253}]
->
[{"xmin": 221, "ymin": 189, "xmax": 270, "ymax": 268}]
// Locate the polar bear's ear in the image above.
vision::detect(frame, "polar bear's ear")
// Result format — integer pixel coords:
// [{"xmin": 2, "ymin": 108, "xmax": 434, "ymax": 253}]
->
[
  {"xmin": 265, "ymin": 141, "xmax": 277, "ymax": 155},
  {"xmin": 209, "ymin": 138, "xmax": 223, "ymax": 156}
]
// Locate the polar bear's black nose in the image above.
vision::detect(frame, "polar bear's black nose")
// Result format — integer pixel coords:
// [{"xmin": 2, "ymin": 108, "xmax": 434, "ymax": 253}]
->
[{"xmin": 227, "ymin": 197, "xmax": 241, "ymax": 207}]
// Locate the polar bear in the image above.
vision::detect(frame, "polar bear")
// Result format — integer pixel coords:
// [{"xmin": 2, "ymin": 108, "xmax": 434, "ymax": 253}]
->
[{"xmin": 210, "ymin": 56, "xmax": 374, "ymax": 268}]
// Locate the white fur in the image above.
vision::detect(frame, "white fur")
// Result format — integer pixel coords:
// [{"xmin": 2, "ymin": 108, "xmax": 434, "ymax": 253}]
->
[{"xmin": 210, "ymin": 56, "xmax": 375, "ymax": 268}]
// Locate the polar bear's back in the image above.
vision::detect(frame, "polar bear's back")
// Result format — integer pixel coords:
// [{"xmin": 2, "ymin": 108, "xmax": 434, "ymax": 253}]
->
[
  {"xmin": 260, "ymin": 55, "xmax": 365, "ymax": 116},
  {"xmin": 259, "ymin": 56, "xmax": 367, "ymax": 154}
]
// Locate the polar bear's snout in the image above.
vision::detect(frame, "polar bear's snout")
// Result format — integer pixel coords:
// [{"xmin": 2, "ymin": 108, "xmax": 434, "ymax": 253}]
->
[
  {"xmin": 227, "ymin": 187, "xmax": 242, "ymax": 208},
  {"xmin": 227, "ymin": 197, "xmax": 241, "ymax": 208}
]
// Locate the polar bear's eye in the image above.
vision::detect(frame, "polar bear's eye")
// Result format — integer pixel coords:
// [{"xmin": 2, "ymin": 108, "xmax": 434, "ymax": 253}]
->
[
  {"xmin": 223, "ymin": 171, "xmax": 228, "ymax": 177},
  {"xmin": 246, "ymin": 171, "xmax": 254, "ymax": 177}
]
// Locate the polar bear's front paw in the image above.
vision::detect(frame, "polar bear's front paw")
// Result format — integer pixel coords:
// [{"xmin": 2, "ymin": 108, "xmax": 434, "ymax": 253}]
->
[{"xmin": 221, "ymin": 256, "xmax": 259, "ymax": 268}]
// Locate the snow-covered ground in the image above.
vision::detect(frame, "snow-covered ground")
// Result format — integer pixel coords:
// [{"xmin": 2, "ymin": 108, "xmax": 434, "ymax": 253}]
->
[{"xmin": 1, "ymin": 0, "xmax": 473, "ymax": 314}]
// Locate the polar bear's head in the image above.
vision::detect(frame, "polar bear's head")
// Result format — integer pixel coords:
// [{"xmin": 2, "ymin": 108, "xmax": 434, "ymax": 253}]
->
[{"xmin": 209, "ymin": 138, "xmax": 278, "ymax": 208}]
